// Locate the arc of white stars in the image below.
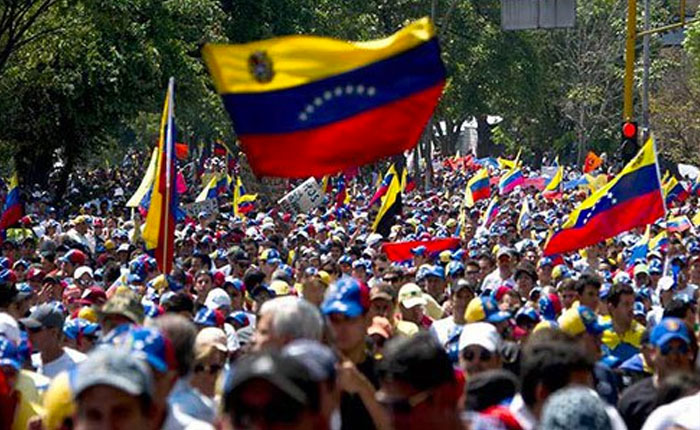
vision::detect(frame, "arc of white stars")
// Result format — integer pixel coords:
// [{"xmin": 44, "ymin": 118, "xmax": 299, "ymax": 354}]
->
[{"xmin": 298, "ymin": 84, "xmax": 377, "ymax": 122}]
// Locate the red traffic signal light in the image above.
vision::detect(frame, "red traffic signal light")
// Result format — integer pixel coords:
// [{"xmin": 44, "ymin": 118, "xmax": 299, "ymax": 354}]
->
[{"xmin": 622, "ymin": 122, "xmax": 637, "ymax": 139}]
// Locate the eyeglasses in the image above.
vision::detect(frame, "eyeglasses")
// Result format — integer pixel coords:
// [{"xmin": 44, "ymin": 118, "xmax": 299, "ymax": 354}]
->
[
  {"xmin": 466, "ymin": 270, "xmax": 480, "ymax": 275},
  {"xmin": 376, "ymin": 389, "xmax": 433, "ymax": 414},
  {"xmin": 660, "ymin": 343, "xmax": 689, "ymax": 356},
  {"xmin": 194, "ymin": 364, "xmax": 223, "ymax": 375},
  {"xmin": 231, "ymin": 399, "xmax": 302, "ymax": 428},
  {"xmin": 463, "ymin": 348, "xmax": 492, "ymax": 362}
]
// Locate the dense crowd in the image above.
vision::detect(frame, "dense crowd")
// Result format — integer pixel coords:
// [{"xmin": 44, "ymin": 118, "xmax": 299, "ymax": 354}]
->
[{"xmin": 0, "ymin": 150, "xmax": 698, "ymax": 430}]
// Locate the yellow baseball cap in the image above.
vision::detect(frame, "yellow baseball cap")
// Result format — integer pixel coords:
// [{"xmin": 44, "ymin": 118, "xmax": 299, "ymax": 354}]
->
[{"xmin": 42, "ymin": 371, "xmax": 75, "ymax": 430}]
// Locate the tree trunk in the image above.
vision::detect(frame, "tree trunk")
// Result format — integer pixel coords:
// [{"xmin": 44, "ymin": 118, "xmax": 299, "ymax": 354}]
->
[{"xmin": 476, "ymin": 115, "xmax": 494, "ymax": 157}]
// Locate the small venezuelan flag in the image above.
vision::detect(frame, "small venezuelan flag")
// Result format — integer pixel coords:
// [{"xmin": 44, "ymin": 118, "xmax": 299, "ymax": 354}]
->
[
  {"xmin": 544, "ymin": 138, "xmax": 665, "ymax": 256},
  {"xmin": 465, "ymin": 168, "xmax": 490, "ymax": 207},
  {"xmin": 0, "ymin": 172, "xmax": 22, "ymax": 232},
  {"xmin": 202, "ymin": 18, "xmax": 445, "ymax": 178}
]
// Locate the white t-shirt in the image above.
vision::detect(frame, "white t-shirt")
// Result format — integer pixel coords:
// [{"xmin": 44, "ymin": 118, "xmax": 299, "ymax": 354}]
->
[
  {"xmin": 32, "ymin": 347, "xmax": 86, "ymax": 379},
  {"xmin": 430, "ymin": 317, "xmax": 463, "ymax": 348},
  {"xmin": 641, "ymin": 391, "xmax": 700, "ymax": 430},
  {"xmin": 481, "ymin": 269, "xmax": 516, "ymax": 292},
  {"xmin": 163, "ymin": 405, "xmax": 215, "ymax": 430}
]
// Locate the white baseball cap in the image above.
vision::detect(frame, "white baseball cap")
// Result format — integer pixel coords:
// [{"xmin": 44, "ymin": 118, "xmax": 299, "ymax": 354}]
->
[
  {"xmin": 0, "ymin": 312, "xmax": 21, "ymax": 344},
  {"xmin": 458, "ymin": 322, "xmax": 502, "ymax": 353},
  {"xmin": 204, "ymin": 288, "xmax": 231, "ymax": 310}
]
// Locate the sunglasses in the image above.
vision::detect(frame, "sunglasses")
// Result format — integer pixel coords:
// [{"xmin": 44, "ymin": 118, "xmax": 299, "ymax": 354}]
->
[
  {"xmin": 376, "ymin": 389, "xmax": 433, "ymax": 414},
  {"xmin": 232, "ymin": 399, "xmax": 302, "ymax": 428},
  {"xmin": 463, "ymin": 348, "xmax": 492, "ymax": 362},
  {"xmin": 466, "ymin": 270, "xmax": 480, "ymax": 275},
  {"xmin": 660, "ymin": 343, "xmax": 689, "ymax": 356},
  {"xmin": 194, "ymin": 364, "xmax": 223, "ymax": 375},
  {"xmin": 28, "ymin": 326, "xmax": 45, "ymax": 334}
]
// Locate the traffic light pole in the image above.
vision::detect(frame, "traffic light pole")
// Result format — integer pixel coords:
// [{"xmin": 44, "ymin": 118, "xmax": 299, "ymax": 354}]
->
[
  {"xmin": 623, "ymin": 0, "xmax": 698, "ymax": 123},
  {"xmin": 623, "ymin": 0, "xmax": 637, "ymax": 122}
]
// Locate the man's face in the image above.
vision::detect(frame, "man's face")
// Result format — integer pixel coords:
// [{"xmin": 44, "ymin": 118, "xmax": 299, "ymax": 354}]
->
[
  {"xmin": 478, "ymin": 259, "xmax": 493, "ymax": 278},
  {"xmin": 226, "ymin": 380, "xmax": 316, "ymax": 430},
  {"xmin": 425, "ymin": 277, "xmax": 445, "ymax": 298},
  {"xmin": 610, "ymin": 293, "xmax": 635, "ymax": 327},
  {"xmin": 653, "ymin": 339, "xmax": 693, "ymax": 376},
  {"xmin": 327, "ymin": 313, "xmax": 368, "ymax": 354},
  {"xmin": 252, "ymin": 312, "xmax": 280, "ymax": 351},
  {"xmin": 369, "ymin": 299, "xmax": 393, "ymax": 320},
  {"xmin": 75, "ymin": 222, "xmax": 88, "ymax": 235},
  {"xmin": 459, "ymin": 345, "xmax": 500, "ymax": 375},
  {"xmin": 378, "ymin": 379, "xmax": 450, "ymax": 430},
  {"xmin": 28, "ymin": 326, "xmax": 57, "ymax": 352},
  {"xmin": 399, "ymin": 304, "xmax": 423, "ymax": 325},
  {"xmin": 579, "ymin": 285, "xmax": 599, "ymax": 310},
  {"xmin": 497, "ymin": 255, "xmax": 512, "ymax": 272},
  {"xmin": 195, "ymin": 275, "xmax": 213, "ymax": 296},
  {"xmin": 578, "ymin": 332, "xmax": 602, "ymax": 358},
  {"xmin": 560, "ymin": 290, "xmax": 578, "ymax": 309},
  {"xmin": 465, "ymin": 265, "xmax": 480, "ymax": 284},
  {"xmin": 75, "ymin": 385, "xmax": 152, "ymax": 430},
  {"xmin": 452, "ymin": 288, "xmax": 473, "ymax": 315}
]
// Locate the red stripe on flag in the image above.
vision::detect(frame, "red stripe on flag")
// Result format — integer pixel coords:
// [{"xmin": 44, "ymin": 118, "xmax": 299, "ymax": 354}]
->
[
  {"xmin": 382, "ymin": 238, "xmax": 460, "ymax": 262},
  {"xmin": 240, "ymin": 83, "xmax": 444, "ymax": 178},
  {"xmin": 544, "ymin": 191, "xmax": 664, "ymax": 256}
]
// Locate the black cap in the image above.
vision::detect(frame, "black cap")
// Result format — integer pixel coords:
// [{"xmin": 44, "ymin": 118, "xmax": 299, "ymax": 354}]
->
[
  {"xmin": 378, "ymin": 332, "xmax": 455, "ymax": 391},
  {"xmin": 223, "ymin": 352, "xmax": 319, "ymax": 412}
]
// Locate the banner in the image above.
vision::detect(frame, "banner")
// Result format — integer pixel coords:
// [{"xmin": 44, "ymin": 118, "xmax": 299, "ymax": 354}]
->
[
  {"xmin": 277, "ymin": 178, "xmax": 323, "ymax": 214},
  {"xmin": 382, "ymin": 238, "xmax": 460, "ymax": 262},
  {"xmin": 183, "ymin": 199, "xmax": 218, "ymax": 217}
]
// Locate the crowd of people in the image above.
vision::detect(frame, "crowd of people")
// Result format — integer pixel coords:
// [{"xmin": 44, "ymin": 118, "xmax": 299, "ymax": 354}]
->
[{"xmin": 0, "ymin": 149, "xmax": 698, "ymax": 430}]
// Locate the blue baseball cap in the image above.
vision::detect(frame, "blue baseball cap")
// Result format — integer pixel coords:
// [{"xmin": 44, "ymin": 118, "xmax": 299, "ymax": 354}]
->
[
  {"xmin": 426, "ymin": 265, "xmax": 445, "ymax": 280},
  {"xmin": 123, "ymin": 327, "xmax": 176, "ymax": 373},
  {"xmin": 651, "ymin": 317, "xmax": 691, "ymax": 349},
  {"xmin": 338, "ymin": 255, "xmax": 353, "ymax": 265},
  {"xmin": 649, "ymin": 259, "xmax": 663, "ymax": 275},
  {"xmin": 0, "ymin": 336, "xmax": 21, "ymax": 370},
  {"xmin": 194, "ymin": 307, "xmax": 225, "ymax": 328},
  {"xmin": 321, "ymin": 277, "xmax": 369, "ymax": 318},
  {"xmin": 515, "ymin": 306, "xmax": 540, "ymax": 324},
  {"xmin": 447, "ymin": 261, "xmax": 465, "ymax": 277},
  {"xmin": 63, "ymin": 318, "xmax": 101, "ymax": 341},
  {"xmin": 227, "ymin": 311, "xmax": 251, "ymax": 328},
  {"xmin": 633, "ymin": 302, "xmax": 646, "ymax": 318}
]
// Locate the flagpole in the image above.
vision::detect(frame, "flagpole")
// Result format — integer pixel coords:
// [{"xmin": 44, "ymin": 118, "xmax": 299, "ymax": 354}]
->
[{"xmin": 163, "ymin": 77, "xmax": 175, "ymax": 273}]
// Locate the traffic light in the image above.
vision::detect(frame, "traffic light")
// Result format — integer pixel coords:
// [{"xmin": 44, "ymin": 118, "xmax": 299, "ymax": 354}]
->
[{"xmin": 621, "ymin": 121, "xmax": 638, "ymax": 162}]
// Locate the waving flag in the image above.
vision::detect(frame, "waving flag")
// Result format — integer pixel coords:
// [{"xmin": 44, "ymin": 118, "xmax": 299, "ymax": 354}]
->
[
  {"xmin": 662, "ymin": 176, "xmax": 689, "ymax": 205},
  {"xmin": 382, "ymin": 238, "xmax": 460, "ymax": 262},
  {"xmin": 543, "ymin": 164, "xmax": 564, "ymax": 199},
  {"xmin": 203, "ymin": 18, "xmax": 445, "ymax": 178},
  {"xmin": 465, "ymin": 168, "xmax": 490, "ymax": 207},
  {"xmin": 481, "ymin": 197, "xmax": 500, "ymax": 228},
  {"xmin": 544, "ymin": 138, "xmax": 665, "ymax": 256},
  {"xmin": 196, "ymin": 173, "xmax": 231, "ymax": 202},
  {"xmin": 369, "ymin": 165, "xmax": 397, "ymax": 207},
  {"xmin": 517, "ymin": 198, "xmax": 531, "ymax": 233},
  {"xmin": 626, "ymin": 226, "xmax": 650, "ymax": 267},
  {"xmin": 666, "ymin": 216, "xmax": 692, "ymax": 233},
  {"xmin": 0, "ymin": 172, "xmax": 22, "ymax": 232},
  {"xmin": 335, "ymin": 174, "xmax": 350, "ymax": 208},
  {"xmin": 498, "ymin": 168, "xmax": 524, "ymax": 195},
  {"xmin": 649, "ymin": 231, "xmax": 668, "ymax": 252},
  {"xmin": 583, "ymin": 151, "xmax": 602, "ymax": 173},
  {"xmin": 373, "ymin": 165, "xmax": 404, "ymax": 237},
  {"xmin": 143, "ymin": 78, "xmax": 180, "ymax": 274},
  {"xmin": 233, "ymin": 176, "xmax": 257, "ymax": 216}
]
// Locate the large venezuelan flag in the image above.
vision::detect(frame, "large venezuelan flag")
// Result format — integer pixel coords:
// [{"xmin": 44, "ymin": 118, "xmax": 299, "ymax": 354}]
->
[
  {"xmin": 543, "ymin": 138, "xmax": 665, "ymax": 256},
  {"xmin": 0, "ymin": 172, "xmax": 22, "ymax": 231},
  {"xmin": 143, "ymin": 78, "xmax": 179, "ymax": 274},
  {"xmin": 202, "ymin": 18, "xmax": 445, "ymax": 178}
]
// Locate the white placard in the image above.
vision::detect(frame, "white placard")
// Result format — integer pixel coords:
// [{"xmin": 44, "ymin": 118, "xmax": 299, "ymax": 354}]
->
[
  {"xmin": 183, "ymin": 198, "xmax": 218, "ymax": 217},
  {"xmin": 277, "ymin": 178, "xmax": 323, "ymax": 214}
]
